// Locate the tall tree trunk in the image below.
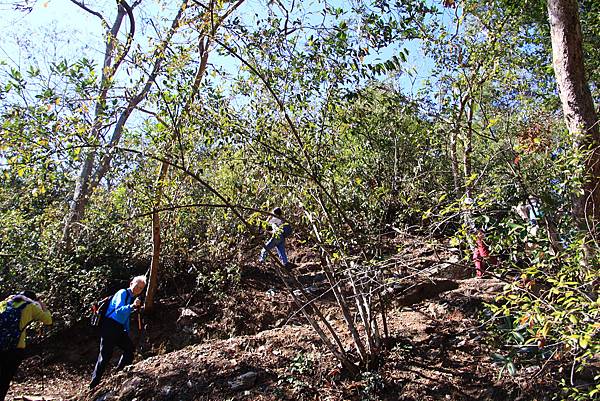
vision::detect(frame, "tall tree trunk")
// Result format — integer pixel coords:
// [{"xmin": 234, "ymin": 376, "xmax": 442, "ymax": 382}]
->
[
  {"xmin": 393, "ymin": 135, "xmax": 398, "ymax": 192},
  {"xmin": 62, "ymin": 152, "xmax": 96, "ymax": 246},
  {"xmin": 450, "ymin": 95, "xmax": 468, "ymax": 196},
  {"xmin": 463, "ymin": 97, "xmax": 475, "ymax": 201},
  {"xmin": 547, "ymin": 0, "xmax": 600, "ymax": 259},
  {"xmin": 61, "ymin": 0, "xmax": 187, "ymax": 251},
  {"xmin": 61, "ymin": 2, "xmax": 130, "ymax": 250},
  {"xmin": 145, "ymin": 14, "xmax": 234, "ymax": 309},
  {"xmin": 460, "ymin": 97, "xmax": 475, "ymax": 231},
  {"xmin": 450, "ymin": 128, "xmax": 460, "ymax": 194},
  {"xmin": 145, "ymin": 161, "xmax": 170, "ymax": 311},
  {"xmin": 143, "ymin": 0, "xmax": 248, "ymax": 308}
]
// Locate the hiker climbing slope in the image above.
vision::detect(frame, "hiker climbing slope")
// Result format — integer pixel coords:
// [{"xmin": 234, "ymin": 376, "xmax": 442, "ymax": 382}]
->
[
  {"xmin": 0, "ymin": 290, "xmax": 53, "ymax": 401},
  {"xmin": 259, "ymin": 207, "xmax": 293, "ymax": 268},
  {"xmin": 89, "ymin": 275, "xmax": 146, "ymax": 389},
  {"xmin": 472, "ymin": 229, "xmax": 496, "ymax": 277}
]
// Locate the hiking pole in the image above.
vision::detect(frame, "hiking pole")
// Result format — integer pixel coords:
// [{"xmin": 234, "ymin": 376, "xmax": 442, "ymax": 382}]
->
[
  {"xmin": 37, "ymin": 326, "xmax": 45, "ymax": 394},
  {"xmin": 41, "ymin": 354, "xmax": 45, "ymax": 394},
  {"xmin": 137, "ymin": 310, "xmax": 145, "ymax": 351},
  {"xmin": 136, "ymin": 294, "xmax": 145, "ymax": 332},
  {"xmin": 135, "ymin": 299, "xmax": 145, "ymax": 352}
]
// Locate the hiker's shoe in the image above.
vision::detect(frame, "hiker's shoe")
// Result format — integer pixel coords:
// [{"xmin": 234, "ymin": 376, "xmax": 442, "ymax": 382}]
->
[
  {"xmin": 292, "ymin": 286, "xmax": 319, "ymax": 297},
  {"xmin": 305, "ymin": 285, "xmax": 319, "ymax": 294},
  {"xmin": 284, "ymin": 262, "xmax": 296, "ymax": 270}
]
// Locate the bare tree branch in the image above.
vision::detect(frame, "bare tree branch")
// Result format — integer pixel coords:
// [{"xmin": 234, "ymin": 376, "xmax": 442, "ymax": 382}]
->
[
  {"xmin": 89, "ymin": 0, "xmax": 188, "ymax": 188},
  {"xmin": 69, "ymin": 0, "xmax": 106, "ymax": 25}
]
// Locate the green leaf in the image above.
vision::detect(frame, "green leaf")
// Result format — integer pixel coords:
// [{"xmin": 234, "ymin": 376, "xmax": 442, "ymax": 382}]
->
[
  {"xmin": 512, "ymin": 331, "xmax": 525, "ymax": 344},
  {"xmin": 506, "ymin": 362, "xmax": 516, "ymax": 376}
]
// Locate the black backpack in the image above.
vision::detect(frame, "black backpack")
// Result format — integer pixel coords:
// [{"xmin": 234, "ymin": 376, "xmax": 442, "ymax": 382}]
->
[
  {"xmin": 282, "ymin": 223, "xmax": 293, "ymax": 237},
  {"xmin": 0, "ymin": 301, "xmax": 29, "ymax": 351},
  {"xmin": 90, "ymin": 295, "xmax": 113, "ymax": 327}
]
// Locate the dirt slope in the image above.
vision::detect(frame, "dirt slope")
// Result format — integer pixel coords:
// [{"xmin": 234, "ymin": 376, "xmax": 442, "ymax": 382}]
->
[
  {"xmin": 9, "ymin": 278, "xmax": 550, "ymax": 401},
  {"xmin": 7, "ymin": 237, "xmax": 556, "ymax": 401}
]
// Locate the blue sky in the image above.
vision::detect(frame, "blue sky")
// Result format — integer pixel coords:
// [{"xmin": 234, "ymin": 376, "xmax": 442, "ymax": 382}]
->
[
  {"xmin": 0, "ymin": 0, "xmax": 447, "ymax": 96},
  {"xmin": 0, "ymin": 0, "xmax": 102, "ymax": 66}
]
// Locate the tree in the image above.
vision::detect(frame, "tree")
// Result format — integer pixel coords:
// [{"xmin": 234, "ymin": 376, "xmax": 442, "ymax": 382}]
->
[
  {"xmin": 547, "ymin": 0, "xmax": 600, "ymax": 261},
  {"xmin": 144, "ymin": 0, "xmax": 247, "ymax": 311},
  {"xmin": 61, "ymin": 0, "xmax": 188, "ymax": 251},
  {"xmin": 421, "ymin": 1, "xmax": 544, "ymax": 229}
]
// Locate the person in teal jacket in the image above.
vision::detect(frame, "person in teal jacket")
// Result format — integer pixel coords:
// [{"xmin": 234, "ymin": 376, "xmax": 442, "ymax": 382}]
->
[
  {"xmin": 0, "ymin": 290, "xmax": 52, "ymax": 401},
  {"xmin": 90, "ymin": 275, "xmax": 146, "ymax": 389}
]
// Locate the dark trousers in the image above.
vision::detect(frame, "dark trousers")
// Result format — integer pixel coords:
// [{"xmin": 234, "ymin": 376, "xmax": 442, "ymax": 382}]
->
[
  {"xmin": 90, "ymin": 318, "xmax": 134, "ymax": 388},
  {"xmin": 0, "ymin": 348, "xmax": 24, "ymax": 401}
]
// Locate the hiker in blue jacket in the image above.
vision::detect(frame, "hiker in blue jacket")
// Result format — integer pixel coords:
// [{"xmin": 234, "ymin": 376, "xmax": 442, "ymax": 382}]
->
[{"xmin": 90, "ymin": 275, "xmax": 146, "ymax": 389}]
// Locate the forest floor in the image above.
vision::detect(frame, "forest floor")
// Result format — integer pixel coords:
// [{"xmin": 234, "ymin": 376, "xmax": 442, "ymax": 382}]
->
[{"xmin": 7, "ymin": 234, "xmax": 560, "ymax": 401}]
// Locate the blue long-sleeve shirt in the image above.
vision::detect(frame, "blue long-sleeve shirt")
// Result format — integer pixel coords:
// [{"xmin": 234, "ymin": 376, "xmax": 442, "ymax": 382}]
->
[{"xmin": 105, "ymin": 289, "xmax": 135, "ymax": 332}]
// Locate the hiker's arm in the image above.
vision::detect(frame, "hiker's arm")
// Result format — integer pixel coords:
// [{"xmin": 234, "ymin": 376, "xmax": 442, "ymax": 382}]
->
[{"xmin": 112, "ymin": 290, "xmax": 136, "ymax": 318}]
